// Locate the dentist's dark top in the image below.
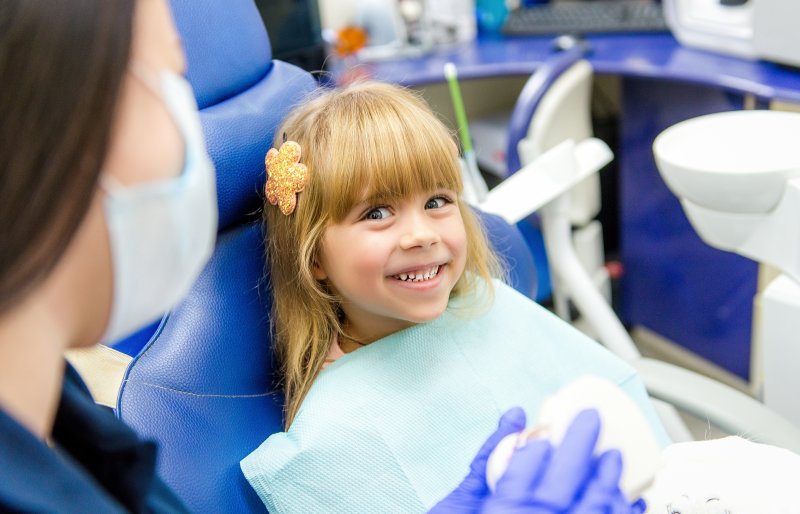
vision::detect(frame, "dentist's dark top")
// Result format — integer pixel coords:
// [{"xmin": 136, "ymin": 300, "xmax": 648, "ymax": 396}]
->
[{"xmin": 0, "ymin": 363, "xmax": 189, "ymax": 513}]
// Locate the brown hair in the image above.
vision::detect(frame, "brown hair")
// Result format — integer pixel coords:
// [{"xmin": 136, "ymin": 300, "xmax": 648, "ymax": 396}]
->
[
  {"xmin": 263, "ymin": 82, "xmax": 502, "ymax": 427},
  {"xmin": 0, "ymin": 0, "xmax": 134, "ymax": 313}
]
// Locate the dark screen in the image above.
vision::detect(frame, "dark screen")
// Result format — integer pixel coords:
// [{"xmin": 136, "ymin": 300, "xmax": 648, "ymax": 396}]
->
[{"xmin": 256, "ymin": 0, "xmax": 326, "ymax": 73}]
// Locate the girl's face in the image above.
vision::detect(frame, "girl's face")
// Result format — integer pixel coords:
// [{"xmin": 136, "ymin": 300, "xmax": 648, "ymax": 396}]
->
[{"xmin": 314, "ymin": 188, "xmax": 467, "ymax": 343}]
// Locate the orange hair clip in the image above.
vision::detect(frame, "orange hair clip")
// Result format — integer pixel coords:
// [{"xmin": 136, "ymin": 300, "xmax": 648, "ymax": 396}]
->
[{"xmin": 265, "ymin": 140, "xmax": 308, "ymax": 215}]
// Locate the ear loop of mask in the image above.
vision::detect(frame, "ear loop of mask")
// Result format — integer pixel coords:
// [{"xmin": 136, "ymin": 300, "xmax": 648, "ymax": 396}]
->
[
  {"xmin": 99, "ymin": 174, "xmax": 124, "ymax": 195},
  {"xmin": 129, "ymin": 61, "xmax": 163, "ymax": 98}
]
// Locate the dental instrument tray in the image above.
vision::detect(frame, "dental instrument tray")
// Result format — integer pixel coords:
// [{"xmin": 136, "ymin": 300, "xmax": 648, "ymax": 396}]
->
[{"xmin": 502, "ymin": 1, "xmax": 668, "ymax": 36}]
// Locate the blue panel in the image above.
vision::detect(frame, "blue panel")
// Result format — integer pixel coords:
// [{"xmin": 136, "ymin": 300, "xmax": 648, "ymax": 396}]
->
[{"xmin": 619, "ymin": 78, "xmax": 758, "ymax": 379}]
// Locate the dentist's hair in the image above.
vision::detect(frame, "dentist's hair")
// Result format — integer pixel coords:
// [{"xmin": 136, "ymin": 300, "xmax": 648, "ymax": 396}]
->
[
  {"xmin": 0, "ymin": 0, "xmax": 134, "ymax": 313},
  {"xmin": 263, "ymin": 81, "xmax": 501, "ymax": 427}
]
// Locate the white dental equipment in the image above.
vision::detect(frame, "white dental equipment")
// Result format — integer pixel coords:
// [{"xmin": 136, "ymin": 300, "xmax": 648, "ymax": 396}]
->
[
  {"xmin": 663, "ymin": 0, "xmax": 756, "ymax": 60},
  {"xmin": 663, "ymin": 0, "xmax": 800, "ymax": 68},
  {"xmin": 479, "ymin": 131, "xmax": 800, "ymax": 451},
  {"xmin": 654, "ymin": 109, "xmax": 800, "ymax": 429}
]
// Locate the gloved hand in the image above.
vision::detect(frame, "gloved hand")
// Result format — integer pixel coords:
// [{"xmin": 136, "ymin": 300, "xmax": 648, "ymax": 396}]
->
[
  {"xmin": 428, "ymin": 407, "xmax": 527, "ymax": 514},
  {"xmin": 480, "ymin": 409, "xmax": 646, "ymax": 514},
  {"xmin": 429, "ymin": 408, "xmax": 646, "ymax": 514}
]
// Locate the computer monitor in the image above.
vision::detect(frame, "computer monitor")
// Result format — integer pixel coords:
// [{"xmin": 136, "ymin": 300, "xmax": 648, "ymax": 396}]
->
[{"xmin": 256, "ymin": 0, "xmax": 326, "ymax": 74}]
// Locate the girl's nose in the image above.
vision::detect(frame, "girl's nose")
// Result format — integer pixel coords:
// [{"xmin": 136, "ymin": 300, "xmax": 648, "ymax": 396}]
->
[{"xmin": 399, "ymin": 215, "xmax": 440, "ymax": 250}]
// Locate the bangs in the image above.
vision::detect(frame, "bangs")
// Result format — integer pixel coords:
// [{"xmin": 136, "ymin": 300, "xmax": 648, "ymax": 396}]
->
[{"xmin": 305, "ymin": 87, "xmax": 463, "ymax": 222}]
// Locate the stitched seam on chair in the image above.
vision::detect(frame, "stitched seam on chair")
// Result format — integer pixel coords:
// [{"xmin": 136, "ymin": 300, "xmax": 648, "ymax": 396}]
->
[{"xmin": 122, "ymin": 380, "xmax": 279, "ymax": 398}]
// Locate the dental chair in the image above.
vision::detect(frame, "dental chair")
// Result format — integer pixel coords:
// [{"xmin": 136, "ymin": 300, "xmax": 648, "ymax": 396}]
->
[{"xmin": 113, "ymin": 1, "xmax": 535, "ymax": 513}]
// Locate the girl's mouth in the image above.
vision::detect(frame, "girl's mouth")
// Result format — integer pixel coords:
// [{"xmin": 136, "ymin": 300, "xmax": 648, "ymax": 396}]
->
[{"xmin": 391, "ymin": 265, "xmax": 441, "ymax": 283}]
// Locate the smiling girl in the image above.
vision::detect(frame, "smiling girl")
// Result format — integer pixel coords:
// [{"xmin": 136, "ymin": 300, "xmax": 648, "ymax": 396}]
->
[
  {"xmin": 262, "ymin": 81, "xmax": 501, "ymax": 427},
  {"xmin": 246, "ymin": 80, "xmax": 667, "ymax": 513}
]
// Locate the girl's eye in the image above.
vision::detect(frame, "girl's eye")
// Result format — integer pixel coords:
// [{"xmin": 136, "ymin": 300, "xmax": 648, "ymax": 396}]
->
[
  {"xmin": 425, "ymin": 196, "xmax": 450, "ymax": 210},
  {"xmin": 364, "ymin": 206, "xmax": 391, "ymax": 220}
]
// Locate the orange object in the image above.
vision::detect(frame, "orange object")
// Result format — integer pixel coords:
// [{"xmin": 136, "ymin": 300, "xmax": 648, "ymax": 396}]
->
[
  {"xmin": 335, "ymin": 26, "xmax": 368, "ymax": 57},
  {"xmin": 265, "ymin": 141, "xmax": 308, "ymax": 216}
]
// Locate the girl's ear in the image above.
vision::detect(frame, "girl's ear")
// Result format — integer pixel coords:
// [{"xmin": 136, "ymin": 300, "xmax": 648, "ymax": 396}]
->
[{"xmin": 312, "ymin": 257, "xmax": 327, "ymax": 280}]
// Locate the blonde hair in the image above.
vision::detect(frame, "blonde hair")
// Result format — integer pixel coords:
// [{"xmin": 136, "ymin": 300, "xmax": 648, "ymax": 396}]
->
[{"xmin": 263, "ymin": 81, "xmax": 502, "ymax": 427}]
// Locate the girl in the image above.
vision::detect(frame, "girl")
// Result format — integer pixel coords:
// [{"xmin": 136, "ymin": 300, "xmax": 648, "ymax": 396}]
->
[
  {"xmin": 262, "ymin": 81, "xmax": 501, "ymax": 427},
  {"xmin": 245, "ymin": 81, "xmax": 667, "ymax": 513}
]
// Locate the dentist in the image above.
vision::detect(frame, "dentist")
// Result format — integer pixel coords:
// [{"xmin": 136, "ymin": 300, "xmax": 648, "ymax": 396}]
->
[{"xmin": 0, "ymin": 0, "xmax": 208, "ymax": 510}]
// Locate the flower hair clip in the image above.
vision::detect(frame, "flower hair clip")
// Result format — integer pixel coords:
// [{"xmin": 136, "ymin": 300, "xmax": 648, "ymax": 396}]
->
[{"xmin": 265, "ymin": 140, "xmax": 308, "ymax": 215}]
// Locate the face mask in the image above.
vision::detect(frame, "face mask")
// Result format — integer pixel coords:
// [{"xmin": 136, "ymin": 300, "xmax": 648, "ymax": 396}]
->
[{"xmin": 100, "ymin": 69, "xmax": 218, "ymax": 344}]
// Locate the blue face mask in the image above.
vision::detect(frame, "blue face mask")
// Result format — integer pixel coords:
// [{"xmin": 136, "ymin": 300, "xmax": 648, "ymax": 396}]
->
[{"xmin": 100, "ymin": 68, "xmax": 218, "ymax": 343}]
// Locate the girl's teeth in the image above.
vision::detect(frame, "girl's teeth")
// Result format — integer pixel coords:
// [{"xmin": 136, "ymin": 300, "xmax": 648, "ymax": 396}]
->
[{"xmin": 395, "ymin": 265, "xmax": 440, "ymax": 282}]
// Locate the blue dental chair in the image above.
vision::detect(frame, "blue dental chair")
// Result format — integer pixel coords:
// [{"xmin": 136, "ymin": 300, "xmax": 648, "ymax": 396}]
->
[{"xmin": 115, "ymin": 1, "xmax": 536, "ymax": 513}]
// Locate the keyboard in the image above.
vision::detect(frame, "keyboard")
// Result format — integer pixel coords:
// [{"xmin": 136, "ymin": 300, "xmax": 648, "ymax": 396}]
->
[{"xmin": 502, "ymin": 1, "xmax": 669, "ymax": 36}]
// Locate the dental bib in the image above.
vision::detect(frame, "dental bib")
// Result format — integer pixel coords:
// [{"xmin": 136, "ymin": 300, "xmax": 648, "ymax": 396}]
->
[{"xmin": 241, "ymin": 280, "xmax": 668, "ymax": 513}]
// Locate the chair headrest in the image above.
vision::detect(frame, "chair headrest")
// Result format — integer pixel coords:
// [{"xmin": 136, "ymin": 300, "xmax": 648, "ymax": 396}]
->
[
  {"xmin": 168, "ymin": 0, "xmax": 317, "ymax": 231},
  {"xmin": 170, "ymin": 0, "xmax": 272, "ymax": 109},
  {"xmin": 506, "ymin": 48, "xmax": 586, "ymax": 175}
]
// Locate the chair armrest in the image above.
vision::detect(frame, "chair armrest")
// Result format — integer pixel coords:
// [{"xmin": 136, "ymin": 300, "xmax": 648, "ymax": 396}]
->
[{"xmin": 479, "ymin": 137, "xmax": 612, "ymax": 224}]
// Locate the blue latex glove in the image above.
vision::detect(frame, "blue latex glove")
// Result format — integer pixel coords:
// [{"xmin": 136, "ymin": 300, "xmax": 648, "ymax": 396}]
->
[
  {"xmin": 429, "ymin": 407, "xmax": 527, "ymax": 514},
  {"xmin": 480, "ymin": 409, "xmax": 644, "ymax": 514},
  {"xmin": 430, "ymin": 408, "xmax": 646, "ymax": 514}
]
